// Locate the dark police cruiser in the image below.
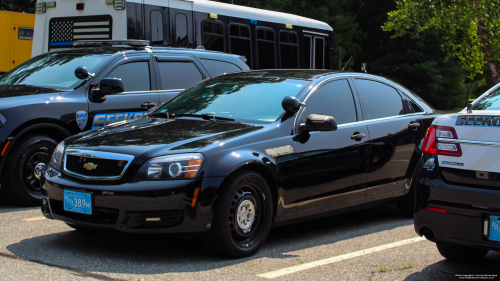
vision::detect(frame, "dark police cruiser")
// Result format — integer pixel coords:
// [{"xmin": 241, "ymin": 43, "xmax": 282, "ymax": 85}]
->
[
  {"xmin": 414, "ymin": 83, "xmax": 500, "ymax": 261},
  {"xmin": 0, "ymin": 40, "xmax": 249, "ymax": 206},
  {"xmin": 37, "ymin": 70, "xmax": 438, "ymax": 258}
]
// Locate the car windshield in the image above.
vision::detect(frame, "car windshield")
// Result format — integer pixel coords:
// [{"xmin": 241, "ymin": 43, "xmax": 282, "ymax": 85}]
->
[
  {"xmin": 0, "ymin": 53, "xmax": 108, "ymax": 89},
  {"xmin": 154, "ymin": 77, "xmax": 308, "ymax": 123},
  {"xmin": 473, "ymin": 86, "xmax": 500, "ymax": 110}
]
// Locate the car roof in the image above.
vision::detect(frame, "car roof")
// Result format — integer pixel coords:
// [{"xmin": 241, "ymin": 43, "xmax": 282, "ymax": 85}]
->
[{"xmin": 51, "ymin": 46, "xmax": 244, "ymax": 60}]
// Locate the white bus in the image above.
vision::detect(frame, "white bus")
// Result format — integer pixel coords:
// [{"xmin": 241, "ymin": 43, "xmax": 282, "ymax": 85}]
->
[{"xmin": 32, "ymin": 0, "xmax": 333, "ymax": 69}]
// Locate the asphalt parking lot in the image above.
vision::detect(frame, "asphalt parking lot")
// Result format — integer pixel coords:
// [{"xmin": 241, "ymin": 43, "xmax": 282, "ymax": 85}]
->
[{"xmin": 1, "ymin": 200, "xmax": 499, "ymax": 281}]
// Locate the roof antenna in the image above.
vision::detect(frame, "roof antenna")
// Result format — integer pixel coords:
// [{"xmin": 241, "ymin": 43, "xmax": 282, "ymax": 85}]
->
[{"xmin": 342, "ymin": 56, "xmax": 353, "ymax": 71}]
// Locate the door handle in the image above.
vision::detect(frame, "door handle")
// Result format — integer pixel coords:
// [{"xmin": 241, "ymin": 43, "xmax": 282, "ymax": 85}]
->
[
  {"xmin": 141, "ymin": 102, "xmax": 157, "ymax": 109},
  {"xmin": 409, "ymin": 121, "xmax": 420, "ymax": 130},
  {"xmin": 351, "ymin": 132, "xmax": 366, "ymax": 140}
]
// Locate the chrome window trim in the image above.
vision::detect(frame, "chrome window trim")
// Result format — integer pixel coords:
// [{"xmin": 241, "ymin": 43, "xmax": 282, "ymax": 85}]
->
[
  {"xmin": 363, "ymin": 113, "xmax": 422, "ymax": 123},
  {"xmin": 302, "ymin": 30, "xmax": 330, "ymax": 37},
  {"xmin": 437, "ymin": 138, "xmax": 500, "ymax": 147},
  {"xmin": 63, "ymin": 149, "xmax": 135, "ymax": 180}
]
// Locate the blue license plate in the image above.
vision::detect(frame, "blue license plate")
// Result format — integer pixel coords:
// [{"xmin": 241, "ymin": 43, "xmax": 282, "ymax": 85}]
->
[
  {"xmin": 489, "ymin": 215, "xmax": 500, "ymax": 242},
  {"xmin": 64, "ymin": 190, "xmax": 92, "ymax": 215}
]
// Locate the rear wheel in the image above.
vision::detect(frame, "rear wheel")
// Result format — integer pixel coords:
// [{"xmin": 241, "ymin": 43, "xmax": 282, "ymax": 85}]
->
[
  {"xmin": 203, "ymin": 170, "xmax": 273, "ymax": 258},
  {"xmin": 436, "ymin": 242, "xmax": 489, "ymax": 261},
  {"xmin": 1, "ymin": 135, "xmax": 57, "ymax": 206}
]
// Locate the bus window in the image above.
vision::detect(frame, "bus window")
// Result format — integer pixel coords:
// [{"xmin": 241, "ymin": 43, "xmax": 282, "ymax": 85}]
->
[
  {"xmin": 314, "ymin": 37, "xmax": 325, "ymax": 69},
  {"xmin": 229, "ymin": 23, "xmax": 252, "ymax": 68},
  {"xmin": 202, "ymin": 20, "xmax": 225, "ymax": 52},
  {"xmin": 150, "ymin": 10, "xmax": 164, "ymax": 46},
  {"xmin": 175, "ymin": 13, "xmax": 188, "ymax": 47},
  {"xmin": 256, "ymin": 27, "xmax": 275, "ymax": 69},
  {"xmin": 279, "ymin": 30, "xmax": 298, "ymax": 68},
  {"xmin": 303, "ymin": 35, "xmax": 312, "ymax": 69}
]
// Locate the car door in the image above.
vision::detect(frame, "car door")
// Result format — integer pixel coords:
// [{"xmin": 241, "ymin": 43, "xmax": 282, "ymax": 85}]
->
[
  {"xmin": 153, "ymin": 56, "xmax": 207, "ymax": 104},
  {"xmin": 295, "ymin": 78, "xmax": 370, "ymax": 211},
  {"xmin": 88, "ymin": 55, "xmax": 160, "ymax": 129},
  {"xmin": 353, "ymin": 78, "xmax": 423, "ymax": 196}
]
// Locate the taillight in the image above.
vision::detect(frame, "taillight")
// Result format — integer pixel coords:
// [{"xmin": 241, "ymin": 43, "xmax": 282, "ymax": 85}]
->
[
  {"xmin": 422, "ymin": 125, "xmax": 462, "ymax": 157},
  {"xmin": 424, "ymin": 206, "xmax": 448, "ymax": 213}
]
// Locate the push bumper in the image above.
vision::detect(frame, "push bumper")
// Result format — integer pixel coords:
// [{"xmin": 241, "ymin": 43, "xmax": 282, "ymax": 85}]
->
[{"xmin": 41, "ymin": 171, "xmax": 225, "ymax": 235}]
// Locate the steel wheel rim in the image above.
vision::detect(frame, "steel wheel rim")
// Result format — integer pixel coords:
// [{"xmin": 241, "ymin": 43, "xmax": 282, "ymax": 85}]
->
[{"xmin": 229, "ymin": 184, "xmax": 265, "ymax": 248}]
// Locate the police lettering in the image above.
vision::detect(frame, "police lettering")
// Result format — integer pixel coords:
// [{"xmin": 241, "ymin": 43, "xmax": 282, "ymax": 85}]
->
[{"xmin": 456, "ymin": 115, "xmax": 500, "ymax": 127}]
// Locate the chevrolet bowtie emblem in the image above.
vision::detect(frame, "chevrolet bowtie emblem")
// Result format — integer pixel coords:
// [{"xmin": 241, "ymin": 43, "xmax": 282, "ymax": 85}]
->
[{"xmin": 83, "ymin": 162, "xmax": 98, "ymax": 170}]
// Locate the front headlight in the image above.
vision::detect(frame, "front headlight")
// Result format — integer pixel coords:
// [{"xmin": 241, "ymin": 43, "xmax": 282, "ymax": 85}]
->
[
  {"xmin": 48, "ymin": 141, "xmax": 65, "ymax": 171},
  {"xmin": 134, "ymin": 153, "xmax": 204, "ymax": 180}
]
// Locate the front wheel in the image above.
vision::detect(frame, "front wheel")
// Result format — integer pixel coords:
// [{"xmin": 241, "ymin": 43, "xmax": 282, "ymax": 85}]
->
[
  {"xmin": 1, "ymin": 134, "xmax": 57, "ymax": 206},
  {"xmin": 203, "ymin": 170, "xmax": 273, "ymax": 258}
]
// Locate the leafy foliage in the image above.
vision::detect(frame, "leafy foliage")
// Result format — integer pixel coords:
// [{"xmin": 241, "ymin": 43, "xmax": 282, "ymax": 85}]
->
[
  {"xmin": 383, "ymin": 0, "xmax": 500, "ymax": 81},
  {"xmin": 0, "ymin": 0, "xmax": 35, "ymax": 13}
]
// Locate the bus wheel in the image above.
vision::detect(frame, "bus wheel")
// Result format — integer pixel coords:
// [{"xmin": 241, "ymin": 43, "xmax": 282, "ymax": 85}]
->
[{"xmin": 1, "ymin": 134, "xmax": 57, "ymax": 206}]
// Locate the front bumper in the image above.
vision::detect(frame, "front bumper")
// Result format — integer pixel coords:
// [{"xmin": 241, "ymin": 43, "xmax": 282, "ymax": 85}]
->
[
  {"xmin": 41, "ymin": 171, "xmax": 225, "ymax": 235},
  {"xmin": 414, "ymin": 180, "xmax": 500, "ymax": 252}
]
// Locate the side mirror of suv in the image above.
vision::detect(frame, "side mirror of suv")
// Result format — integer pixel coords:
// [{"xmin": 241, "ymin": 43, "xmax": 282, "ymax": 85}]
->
[
  {"xmin": 90, "ymin": 78, "xmax": 124, "ymax": 102},
  {"xmin": 300, "ymin": 114, "xmax": 337, "ymax": 132}
]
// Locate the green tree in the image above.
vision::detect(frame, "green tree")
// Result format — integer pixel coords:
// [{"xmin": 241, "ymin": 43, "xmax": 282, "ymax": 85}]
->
[
  {"xmin": 0, "ymin": 0, "xmax": 35, "ymax": 13},
  {"xmin": 383, "ymin": 0, "xmax": 500, "ymax": 83}
]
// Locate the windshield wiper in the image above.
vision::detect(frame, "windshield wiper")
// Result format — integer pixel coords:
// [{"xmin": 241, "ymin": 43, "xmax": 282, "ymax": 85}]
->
[{"xmin": 176, "ymin": 113, "xmax": 236, "ymax": 121}]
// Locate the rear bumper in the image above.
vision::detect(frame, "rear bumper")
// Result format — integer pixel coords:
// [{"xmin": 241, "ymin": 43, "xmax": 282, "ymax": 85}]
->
[
  {"xmin": 414, "ymin": 180, "xmax": 500, "ymax": 252},
  {"xmin": 41, "ymin": 171, "xmax": 225, "ymax": 235}
]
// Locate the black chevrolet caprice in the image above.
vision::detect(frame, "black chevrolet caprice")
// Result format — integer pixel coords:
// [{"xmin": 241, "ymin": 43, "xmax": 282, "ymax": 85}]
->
[{"xmin": 39, "ymin": 70, "xmax": 438, "ymax": 258}]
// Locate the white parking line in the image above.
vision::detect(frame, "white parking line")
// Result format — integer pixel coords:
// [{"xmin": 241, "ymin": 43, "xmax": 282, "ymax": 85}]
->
[
  {"xmin": 21, "ymin": 217, "xmax": 47, "ymax": 222},
  {"xmin": 256, "ymin": 236, "xmax": 426, "ymax": 279}
]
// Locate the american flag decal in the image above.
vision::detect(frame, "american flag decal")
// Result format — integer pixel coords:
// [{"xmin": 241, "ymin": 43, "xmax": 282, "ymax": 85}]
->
[{"xmin": 49, "ymin": 15, "xmax": 113, "ymax": 51}]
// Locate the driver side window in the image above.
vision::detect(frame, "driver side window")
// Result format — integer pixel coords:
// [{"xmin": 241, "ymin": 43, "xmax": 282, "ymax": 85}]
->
[
  {"xmin": 106, "ymin": 62, "xmax": 150, "ymax": 92},
  {"xmin": 300, "ymin": 79, "xmax": 357, "ymax": 125}
]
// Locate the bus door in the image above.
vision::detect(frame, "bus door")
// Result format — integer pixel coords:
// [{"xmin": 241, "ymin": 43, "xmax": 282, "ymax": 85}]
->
[
  {"xmin": 169, "ymin": 1, "xmax": 194, "ymax": 48},
  {"xmin": 144, "ymin": 3, "xmax": 169, "ymax": 46},
  {"xmin": 303, "ymin": 33, "xmax": 327, "ymax": 69}
]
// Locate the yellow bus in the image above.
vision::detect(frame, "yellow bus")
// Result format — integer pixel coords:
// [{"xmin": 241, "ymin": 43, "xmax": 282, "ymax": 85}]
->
[{"xmin": 0, "ymin": 10, "xmax": 35, "ymax": 74}]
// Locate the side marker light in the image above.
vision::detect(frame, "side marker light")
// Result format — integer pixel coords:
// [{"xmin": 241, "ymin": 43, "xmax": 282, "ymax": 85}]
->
[{"xmin": 191, "ymin": 188, "xmax": 200, "ymax": 207}]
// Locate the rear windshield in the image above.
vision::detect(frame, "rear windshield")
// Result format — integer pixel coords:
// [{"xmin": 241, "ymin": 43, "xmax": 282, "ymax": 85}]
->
[
  {"xmin": 473, "ymin": 86, "xmax": 500, "ymax": 110},
  {"xmin": 0, "ymin": 53, "xmax": 109, "ymax": 89}
]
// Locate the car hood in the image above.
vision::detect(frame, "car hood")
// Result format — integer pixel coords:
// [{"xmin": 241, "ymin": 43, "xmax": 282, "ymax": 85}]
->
[
  {"xmin": 0, "ymin": 85, "xmax": 63, "ymax": 108},
  {"xmin": 66, "ymin": 117, "xmax": 265, "ymax": 158}
]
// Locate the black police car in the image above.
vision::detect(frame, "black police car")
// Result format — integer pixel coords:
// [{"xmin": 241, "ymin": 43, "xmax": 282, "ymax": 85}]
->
[
  {"xmin": 38, "ymin": 70, "xmax": 438, "ymax": 258},
  {"xmin": 0, "ymin": 40, "xmax": 249, "ymax": 206}
]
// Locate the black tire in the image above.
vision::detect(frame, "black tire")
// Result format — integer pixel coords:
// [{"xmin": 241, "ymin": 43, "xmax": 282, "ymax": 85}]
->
[
  {"xmin": 203, "ymin": 170, "xmax": 273, "ymax": 258},
  {"xmin": 1, "ymin": 134, "xmax": 57, "ymax": 206},
  {"xmin": 436, "ymin": 242, "xmax": 489, "ymax": 261}
]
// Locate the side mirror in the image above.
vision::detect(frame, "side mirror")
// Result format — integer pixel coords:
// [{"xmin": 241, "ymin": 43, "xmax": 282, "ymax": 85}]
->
[
  {"xmin": 300, "ymin": 114, "xmax": 337, "ymax": 132},
  {"xmin": 75, "ymin": 65, "xmax": 91, "ymax": 79},
  {"xmin": 96, "ymin": 78, "xmax": 125, "ymax": 95},
  {"xmin": 282, "ymin": 96, "xmax": 303, "ymax": 115}
]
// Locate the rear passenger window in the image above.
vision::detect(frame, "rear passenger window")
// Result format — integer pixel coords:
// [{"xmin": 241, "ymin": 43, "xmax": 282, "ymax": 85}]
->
[
  {"xmin": 201, "ymin": 59, "xmax": 242, "ymax": 77},
  {"xmin": 279, "ymin": 30, "xmax": 298, "ymax": 68},
  {"xmin": 355, "ymin": 79, "xmax": 406, "ymax": 120},
  {"xmin": 229, "ymin": 23, "xmax": 252, "ymax": 68},
  {"xmin": 106, "ymin": 62, "xmax": 150, "ymax": 92},
  {"xmin": 202, "ymin": 20, "xmax": 224, "ymax": 52},
  {"xmin": 408, "ymin": 99, "xmax": 424, "ymax": 113},
  {"xmin": 158, "ymin": 62, "xmax": 203, "ymax": 90},
  {"xmin": 256, "ymin": 27, "xmax": 276, "ymax": 69},
  {"xmin": 301, "ymin": 79, "xmax": 357, "ymax": 125}
]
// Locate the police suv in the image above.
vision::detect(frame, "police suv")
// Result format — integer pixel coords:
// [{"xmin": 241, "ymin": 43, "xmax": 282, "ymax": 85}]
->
[
  {"xmin": 414, "ymin": 83, "xmax": 500, "ymax": 261},
  {"xmin": 0, "ymin": 40, "xmax": 249, "ymax": 205}
]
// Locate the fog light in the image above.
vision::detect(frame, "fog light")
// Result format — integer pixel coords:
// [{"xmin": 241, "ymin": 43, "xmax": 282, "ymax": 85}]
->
[{"xmin": 168, "ymin": 162, "xmax": 182, "ymax": 177}]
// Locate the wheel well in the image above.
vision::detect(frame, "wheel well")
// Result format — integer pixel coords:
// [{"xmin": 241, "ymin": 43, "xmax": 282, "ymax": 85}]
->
[
  {"xmin": 10, "ymin": 119, "xmax": 72, "ymax": 143},
  {"xmin": 227, "ymin": 164, "xmax": 279, "ymax": 220}
]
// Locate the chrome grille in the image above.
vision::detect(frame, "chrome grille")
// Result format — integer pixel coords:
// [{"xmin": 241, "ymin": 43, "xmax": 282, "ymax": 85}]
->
[{"xmin": 63, "ymin": 150, "xmax": 134, "ymax": 180}]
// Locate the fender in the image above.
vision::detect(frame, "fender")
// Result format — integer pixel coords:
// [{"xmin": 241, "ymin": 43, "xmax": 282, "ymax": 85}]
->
[{"xmin": 0, "ymin": 123, "xmax": 71, "ymax": 176}]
